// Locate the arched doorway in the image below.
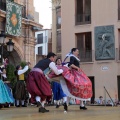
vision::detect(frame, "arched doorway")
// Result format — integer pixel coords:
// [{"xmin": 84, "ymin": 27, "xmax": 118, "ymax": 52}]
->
[
  {"xmin": 2, "ymin": 46, "xmax": 22, "ymax": 66},
  {"xmin": 8, "ymin": 49, "xmax": 22, "ymax": 66}
]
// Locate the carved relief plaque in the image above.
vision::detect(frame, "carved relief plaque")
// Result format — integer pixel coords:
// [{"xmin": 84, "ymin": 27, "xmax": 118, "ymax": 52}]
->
[{"xmin": 95, "ymin": 25, "xmax": 115, "ymax": 60}]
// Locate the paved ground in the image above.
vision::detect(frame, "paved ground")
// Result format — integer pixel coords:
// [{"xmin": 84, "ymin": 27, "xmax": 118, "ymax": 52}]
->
[{"xmin": 0, "ymin": 105, "xmax": 120, "ymax": 120}]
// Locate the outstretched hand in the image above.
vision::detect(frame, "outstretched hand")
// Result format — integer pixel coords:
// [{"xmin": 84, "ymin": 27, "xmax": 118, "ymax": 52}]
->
[
  {"xmin": 26, "ymin": 62, "xmax": 31, "ymax": 67},
  {"xmin": 77, "ymin": 68, "xmax": 81, "ymax": 72}
]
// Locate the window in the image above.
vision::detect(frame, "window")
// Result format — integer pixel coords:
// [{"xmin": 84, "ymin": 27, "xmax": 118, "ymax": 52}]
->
[
  {"xmin": 37, "ymin": 34, "xmax": 43, "ymax": 44},
  {"xmin": 56, "ymin": 7, "xmax": 61, "ymax": 29},
  {"xmin": 76, "ymin": 0, "xmax": 91, "ymax": 25},
  {"xmin": 118, "ymin": 0, "xmax": 120, "ymax": 20},
  {"xmin": 22, "ymin": 6, "xmax": 26, "ymax": 18},
  {"xmin": 0, "ymin": 21, "xmax": 5, "ymax": 31},
  {"xmin": 56, "ymin": 31, "xmax": 61, "ymax": 53},
  {"xmin": 118, "ymin": 29, "xmax": 120, "ymax": 60},
  {"xmin": 0, "ymin": 0, "xmax": 6, "ymax": 11},
  {"xmin": 0, "ymin": 0, "xmax": 26, "ymax": 18},
  {"xmin": 76, "ymin": 32, "xmax": 92, "ymax": 62},
  {"xmin": 38, "ymin": 47, "xmax": 42, "ymax": 55}
]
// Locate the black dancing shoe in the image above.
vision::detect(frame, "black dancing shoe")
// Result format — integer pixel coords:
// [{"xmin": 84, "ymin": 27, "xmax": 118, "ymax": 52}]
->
[
  {"xmin": 22, "ymin": 105, "xmax": 27, "ymax": 107},
  {"xmin": 4, "ymin": 104, "xmax": 10, "ymax": 108},
  {"xmin": 39, "ymin": 107, "xmax": 49, "ymax": 113},
  {"xmin": 56, "ymin": 104, "xmax": 60, "ymax": 108},
  {"xmin": 63, "ymin": 102, "xmax": 68, "ymax": 111},
  {"xmin": 0, "ymin": 104, "xmax": 3, "ymax": 109},
  {"xmin": 80, "ymin": 106, "xmax": 87, "ymax": 110},
  {"xmin": 16, "ymin": 105, "xmax": 20, "ymax": 107},
  {"xmin": 37, "ymin": 101, "xmax": 41, "ymax": 107},
  {"xmin": 44, "ymin": 108, "xmax": 49, "ymax": 112}
]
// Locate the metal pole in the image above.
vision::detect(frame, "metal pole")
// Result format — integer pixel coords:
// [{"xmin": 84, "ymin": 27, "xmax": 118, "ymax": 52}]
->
[
  {"xmin": 104, "ymin": 86, "xmax": 106, "ymax": 106},
  {"xmin": 104, "ymin": 86, "xmax": 115, "ymax": 106}
]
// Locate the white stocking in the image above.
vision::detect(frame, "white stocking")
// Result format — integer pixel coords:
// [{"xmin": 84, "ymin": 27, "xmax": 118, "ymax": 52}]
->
[
  {"xmin": 56, "ymin": 100, "xmax": 60, "ymax": 105},
  {"xmin": 35, "ymin": 96, "xmax": 41, "ymax": 102},
  {"xmin": 63, "ymin": 97, "xmax": 67, "ymax": 103},
  {"xmin": 16, "ymin": 100, "xmax": 19, "ymax": 106},
  {"xmin": 21, "ymin": 100, "xmax": 24, "ymax": 105},
  {"xmin": 80, "ymin": 100, "xmax": 84, "ymax": 107},
  {"xmin": 41, "ymin": 101, "xmax": 45, "ymax": 108}
]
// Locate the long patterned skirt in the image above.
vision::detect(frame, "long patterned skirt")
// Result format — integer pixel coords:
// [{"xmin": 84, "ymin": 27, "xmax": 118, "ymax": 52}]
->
[
  {"xmin": 13, "ymin": 80, "xmax": 26, "ymax": 100},
  {"xmin": 0, "ymin": 80, "xmax": 14, "ymax": 104},
  {"xmin": 48, "ymin": 66, "xmax": 92, "ymax": 101},
  {"xmin": 4, "ymin": 83, "xmax": 15, "ymax": 103}
]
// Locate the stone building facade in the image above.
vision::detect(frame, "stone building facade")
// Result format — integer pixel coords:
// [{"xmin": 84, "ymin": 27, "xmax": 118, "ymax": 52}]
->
[
  {"xmin": 35, "ymin": 29, "xmax": 52, "ymax": 64},
  {"xmin": 0, "ymin": 0, "xmax": 43, "ymax": 66},
  {"xmin": 52, "ymin": 0, "xmax": 120, "ymax": 102},
  {"xmin": 52, "ymin": 0, "xmax": 61, "ymax": 57}
]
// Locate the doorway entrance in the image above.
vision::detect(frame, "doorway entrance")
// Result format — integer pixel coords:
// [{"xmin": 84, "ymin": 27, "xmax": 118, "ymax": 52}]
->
[
  {"xmin": 117, "ymin": 76, "xmax": 120, "ymax": 101},
  {"xmin": 89, "ymin": 76, "xmax": 95, "ymax": 104},
  {"xmin": 0, "ymin": 45, "xmax": 22, "ymax": 66}
]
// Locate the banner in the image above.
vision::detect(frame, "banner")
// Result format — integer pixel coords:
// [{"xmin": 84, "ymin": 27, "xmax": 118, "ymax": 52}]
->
[{"xmin": 6, "ymin": 0, "xmax": 22, "ymax": 36}]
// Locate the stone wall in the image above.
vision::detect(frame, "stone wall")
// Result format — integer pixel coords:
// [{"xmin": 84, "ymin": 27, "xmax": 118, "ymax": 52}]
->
[{"xmin": 0, "ymin": 0, "xmax": 43, "ymax": 67}]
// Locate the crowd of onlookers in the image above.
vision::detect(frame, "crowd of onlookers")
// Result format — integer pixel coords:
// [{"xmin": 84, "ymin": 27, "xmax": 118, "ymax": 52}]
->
[{"xmin": 90, "ymin": 96, "xmax": 120, "ymax": 106}]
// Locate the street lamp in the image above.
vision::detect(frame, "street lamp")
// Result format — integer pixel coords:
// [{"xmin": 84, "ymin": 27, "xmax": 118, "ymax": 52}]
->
[
  {"xmin": 0, "ymin": 31, "xmax": 14, "ymax": 64},
  {"xmin": 6, "ymin": 39, "xmax": 14, "ymax": 52}
]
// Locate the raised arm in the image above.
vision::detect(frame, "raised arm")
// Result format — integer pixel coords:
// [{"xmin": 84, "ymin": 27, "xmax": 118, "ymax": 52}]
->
[{"xmin": 18, "ymin": 65, "xmax": 29, "ymax": 75}]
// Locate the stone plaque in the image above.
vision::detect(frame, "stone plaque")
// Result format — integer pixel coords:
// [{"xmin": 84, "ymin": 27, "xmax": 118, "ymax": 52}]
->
[
  {"xmin": 101, "ymin": 66, "xmax": 109, "ymax": 71},
  {"xmin": 95, "ymin": 25, "xmax": 115, "ymax": 60}
]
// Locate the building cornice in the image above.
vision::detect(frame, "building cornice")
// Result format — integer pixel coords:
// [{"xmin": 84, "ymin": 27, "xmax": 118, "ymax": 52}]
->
[{"xmin": 22, "ymin": 18, "xmax": 43, "ymax": 28}]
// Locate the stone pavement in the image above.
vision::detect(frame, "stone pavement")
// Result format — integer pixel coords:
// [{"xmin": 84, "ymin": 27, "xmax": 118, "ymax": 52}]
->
[{"xmin": 0, "ymin": 105, "xmax": 120, "ymax": 120}]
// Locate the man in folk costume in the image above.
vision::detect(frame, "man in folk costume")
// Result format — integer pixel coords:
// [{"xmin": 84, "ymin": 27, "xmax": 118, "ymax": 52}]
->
[
  {"xmin": 26, "ymin": 52, "xmax": 63, "ymax": 113},
  {"xmin": 48, "ymin": 48, "xmax": 92, "ymax": 112}
]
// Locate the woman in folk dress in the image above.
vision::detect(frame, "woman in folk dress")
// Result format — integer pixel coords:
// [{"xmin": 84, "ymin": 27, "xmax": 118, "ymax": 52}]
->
[{"xmin": 48, "ymin": 48, "xmax": 92, "ymax": 111}]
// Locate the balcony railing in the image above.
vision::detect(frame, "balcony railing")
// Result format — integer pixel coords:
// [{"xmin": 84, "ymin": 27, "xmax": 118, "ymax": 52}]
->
[
  {"xmin": 76, "ymin": 13, "xmax": 91, "ymax": 25},
  {"xmin": 0, "ymin": 0, "xmax": 26, "ymax": 18},
  {"xmin": 79, "ymin": 50, "xmax": 93, "ymax": 62}
]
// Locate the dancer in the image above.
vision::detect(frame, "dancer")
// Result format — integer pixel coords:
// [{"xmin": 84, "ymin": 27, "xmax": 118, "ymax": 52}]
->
[
  {"xmin": 48, "ymin": 48, "xmax": 92, "ymax": 111},
  {"xmin": 66, "ymin": 48, "xmax": 92, "ymax": 110},
  {"xmin": 0, "ymin": 66, "xmax": 14, "ymax": 109},
  {"xmin": 3, "ymin": 58, "xmax": 9, "ymax": 68},
  {"xmin": 52, "ymin": 58, "xmax": 67, "ymax": 108},
  {"xmin": 26, "ymin": 52, "xmax": 63, "ymax": 113},
  {"xmin": 14, "ymin": 62, "xmax": 31, "ymax": 107},
  {"xmin": 1, "ymin": 67, "xmax": 15, "ymax": 108}
]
